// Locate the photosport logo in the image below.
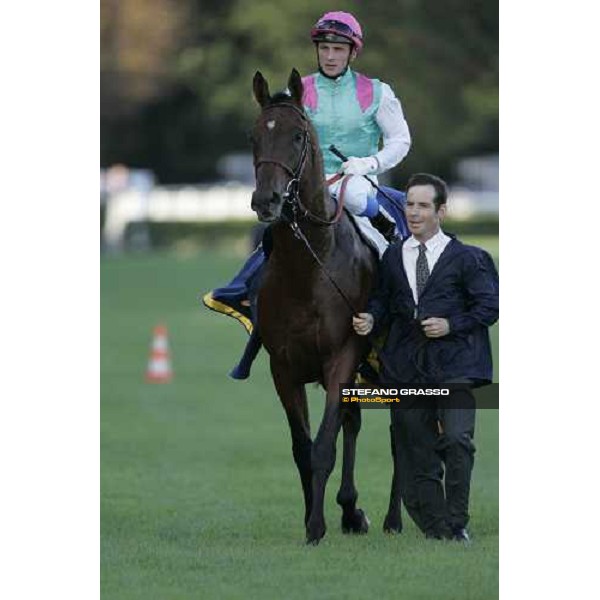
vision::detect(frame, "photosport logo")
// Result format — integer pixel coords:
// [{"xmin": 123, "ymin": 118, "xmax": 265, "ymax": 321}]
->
[{"xmin": 338, "ymin": 384, "xmax": 499, "ymax": 409}]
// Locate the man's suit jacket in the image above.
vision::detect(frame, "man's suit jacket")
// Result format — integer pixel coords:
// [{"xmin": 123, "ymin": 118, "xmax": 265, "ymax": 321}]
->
[{"xmin": 368, "ymin": 235, "xmax": 499, "ymax": 386}]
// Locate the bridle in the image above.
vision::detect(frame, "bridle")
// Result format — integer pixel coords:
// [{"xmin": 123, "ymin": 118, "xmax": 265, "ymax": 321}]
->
[
  {"xmin": 252, "ymin": 101, "xmax": 358, "ymax": 316},
  {"xmin": 253, "ymin": 102, "xmax": 344, "ymax": 227}
]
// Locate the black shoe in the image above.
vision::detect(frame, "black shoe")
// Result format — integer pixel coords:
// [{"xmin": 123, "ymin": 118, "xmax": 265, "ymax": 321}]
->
[{"xmin": 452, "ymin": 528, "xmax": 471, "ymax": 544}]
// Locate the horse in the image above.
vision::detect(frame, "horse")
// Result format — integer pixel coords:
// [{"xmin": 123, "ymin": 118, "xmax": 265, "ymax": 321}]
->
[{"xmin": 249, "ymin": 68, "xmax": 379, "ymax": 544}]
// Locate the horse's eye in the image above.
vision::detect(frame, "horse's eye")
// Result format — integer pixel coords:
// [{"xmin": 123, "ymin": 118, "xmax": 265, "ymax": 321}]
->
[{"xmin": 293, "ymin": 132, "xmax": 303, "ymax": 143}]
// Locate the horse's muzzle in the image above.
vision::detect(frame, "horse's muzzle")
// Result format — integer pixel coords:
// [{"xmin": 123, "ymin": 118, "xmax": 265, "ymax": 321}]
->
[{"xmin": 251, "ymin": 191, "xmax": 283, "ymax": 223}]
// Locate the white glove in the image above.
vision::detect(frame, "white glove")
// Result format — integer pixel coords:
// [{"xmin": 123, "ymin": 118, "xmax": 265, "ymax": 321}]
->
[
  {"xmin": 352, "ymin": 313, "xmax": 374, "ymax": 336},
  {"xmin": 341, "ymin": 156, "xmax": 378, "ymax": 176}
]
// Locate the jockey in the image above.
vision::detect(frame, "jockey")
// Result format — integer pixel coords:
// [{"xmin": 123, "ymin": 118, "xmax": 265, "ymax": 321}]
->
[
  {"xmin": 203, "ymin": 11, "xmax": 412, "ymax": 378},
  {"xmin": 306, "ymin": 11, "xmax": 411, "ymax": 241}
]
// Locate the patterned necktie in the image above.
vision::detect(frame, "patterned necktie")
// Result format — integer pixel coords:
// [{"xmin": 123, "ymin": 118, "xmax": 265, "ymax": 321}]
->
[{"xmin": 416, "ymin": 243, "xmax": 430, "ymax": 299}]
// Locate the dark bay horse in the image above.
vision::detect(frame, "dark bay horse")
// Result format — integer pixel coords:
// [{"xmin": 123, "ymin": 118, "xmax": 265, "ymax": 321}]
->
[{"xmin": 250, "ymin": 69, "xmax": 378, "ymax": 544}]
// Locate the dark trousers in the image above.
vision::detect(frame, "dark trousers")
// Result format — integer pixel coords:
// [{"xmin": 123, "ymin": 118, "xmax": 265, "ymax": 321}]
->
[{"xmin": 392, "ymin": 388, "xmax": 476, "ymax": 537}]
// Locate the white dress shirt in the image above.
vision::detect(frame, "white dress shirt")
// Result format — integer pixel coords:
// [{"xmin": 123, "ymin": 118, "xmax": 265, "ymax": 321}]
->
[
  {"xmin": 373, "ymin": 83, "xmax": 412, "ymax": 174},
  {"xmin": 402, "ymin": 229, "xmax": 452, "ymax": 303}
]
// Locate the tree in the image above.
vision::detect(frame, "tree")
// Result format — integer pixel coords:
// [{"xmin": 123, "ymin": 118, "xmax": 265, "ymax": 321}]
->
[{"xmin": 101, "ymin": 0, "xmax": 498, "ymax": 184}]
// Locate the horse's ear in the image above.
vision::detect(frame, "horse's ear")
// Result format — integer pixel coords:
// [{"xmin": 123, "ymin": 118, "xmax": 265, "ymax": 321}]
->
[
  {"xmin": 288, "ymin": 68, "xmax": 303, "ymax": 105},
  {"xmin": 253, "ymin": 71, "xmax": 271, "ymax": 107}
]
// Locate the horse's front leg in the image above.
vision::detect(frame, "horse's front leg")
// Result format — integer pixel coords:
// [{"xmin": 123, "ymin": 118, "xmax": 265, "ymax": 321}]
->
[
  {"xmin": 306, "ymin": 345, "xmax": 361, "ymax": 545},
  {"xmin": 337, "ymin": 402, "xmax": 370, "ymax": 535},
  {"xmin": 271, "ymin": 365, "xmax": 313, "ymax": 529},
  {"xmin": 305, "ymin": 393, "xmax": 341, "ymax": 545}
]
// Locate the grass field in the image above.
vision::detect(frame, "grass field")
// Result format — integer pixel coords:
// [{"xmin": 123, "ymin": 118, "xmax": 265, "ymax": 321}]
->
[{"xmin": 101, "ymin": 237, "xmax": 498, "ymax": 599}]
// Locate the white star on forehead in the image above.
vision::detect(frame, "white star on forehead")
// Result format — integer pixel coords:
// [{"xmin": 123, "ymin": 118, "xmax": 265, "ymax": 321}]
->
[{"xmin": 266, "ymin": 120, "xmax": 276, "ymax": 130}]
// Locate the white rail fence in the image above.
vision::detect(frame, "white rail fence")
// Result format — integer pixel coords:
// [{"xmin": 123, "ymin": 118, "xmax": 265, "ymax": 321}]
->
[
  {"xmin": 102, "ymin": 181, "xmax": 498, "ymax": 251},
  {"xmin": 103, "ymin": 183, "xmax": 255, "ymax": 251}
]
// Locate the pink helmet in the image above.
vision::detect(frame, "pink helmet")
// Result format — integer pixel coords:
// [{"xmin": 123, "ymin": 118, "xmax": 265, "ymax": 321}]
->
[{"xmin": 310, "ymin": 11, "xmax": 364, "ymax": 53}]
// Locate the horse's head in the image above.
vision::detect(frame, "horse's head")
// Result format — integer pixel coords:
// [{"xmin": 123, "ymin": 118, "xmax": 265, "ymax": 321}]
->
[{"xmin": 250, "ymin": 69, "xmax": 313, "ymax": 223}]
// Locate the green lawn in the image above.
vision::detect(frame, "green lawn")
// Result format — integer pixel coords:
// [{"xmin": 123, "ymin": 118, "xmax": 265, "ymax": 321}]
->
[{"xmin": 101, "ymin": 241, "xmax": 498, "ymax": 599}]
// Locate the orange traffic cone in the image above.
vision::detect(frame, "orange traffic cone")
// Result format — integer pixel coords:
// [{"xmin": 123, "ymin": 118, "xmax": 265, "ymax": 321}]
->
[{"xmin": 146, "ymin": 324, "xmax": 173, "ymax": 383}]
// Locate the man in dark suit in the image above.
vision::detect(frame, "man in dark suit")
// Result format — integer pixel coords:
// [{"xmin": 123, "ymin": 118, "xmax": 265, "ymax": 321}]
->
[{"xmin": 353, "ymin": 173, "xmax": 499, "ymax": 542}]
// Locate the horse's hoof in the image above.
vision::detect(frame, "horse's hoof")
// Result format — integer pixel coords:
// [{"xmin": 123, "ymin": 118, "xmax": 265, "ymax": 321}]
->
[
  {"xmin": 306, "ymin": 520, "xmax": 326, "ymax": 545},
  {"xmin": 341, "ymin": 508, "xmax": 370, "ymax": 534},
  {"xmin": 383, "ymin": 513, "xmax": 403, "ymax": 534}
]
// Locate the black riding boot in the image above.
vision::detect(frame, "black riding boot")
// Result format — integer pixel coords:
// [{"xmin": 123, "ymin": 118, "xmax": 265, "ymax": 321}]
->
[{"xmin": 369, "ymin": 207, "xmax": 398, "ymax": 243}]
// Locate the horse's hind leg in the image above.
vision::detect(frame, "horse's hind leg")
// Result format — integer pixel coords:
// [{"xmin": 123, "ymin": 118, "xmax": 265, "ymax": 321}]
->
[
  {"xmin": 272, "ymin": 369, "xmax": 313, "ymax": 528},
  {"xmin": 337, "ymin": 403, "xmax": 370, "ymax": 534}
]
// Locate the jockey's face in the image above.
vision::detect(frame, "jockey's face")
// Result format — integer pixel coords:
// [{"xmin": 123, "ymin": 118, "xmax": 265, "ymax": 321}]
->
[
  {"xmin": 317, "ymin": 42, "xmax": 355, "ymax": 77},
  {"xmin": 405, "ymin": 184, "xmax": 447, "ymax": 242}
]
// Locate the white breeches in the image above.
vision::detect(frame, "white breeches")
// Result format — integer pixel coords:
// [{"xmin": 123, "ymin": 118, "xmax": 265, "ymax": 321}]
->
[
  {"xmin": 326, "ymin": 173, "xmax": 387, "ymax": 258},
  {"xmin": 326, "ymin": 173, "xmax": 378, "ymax": 215}
]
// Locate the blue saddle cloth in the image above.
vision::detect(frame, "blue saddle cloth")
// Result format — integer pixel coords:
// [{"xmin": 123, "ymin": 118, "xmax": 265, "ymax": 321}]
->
[
  {"xmin": 202, "ymin": 185, "xmax": 407, "ymax": 379},
  {"xmin": 202, "ymin": 245, "xmax": 263, "ymax": 335}
]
